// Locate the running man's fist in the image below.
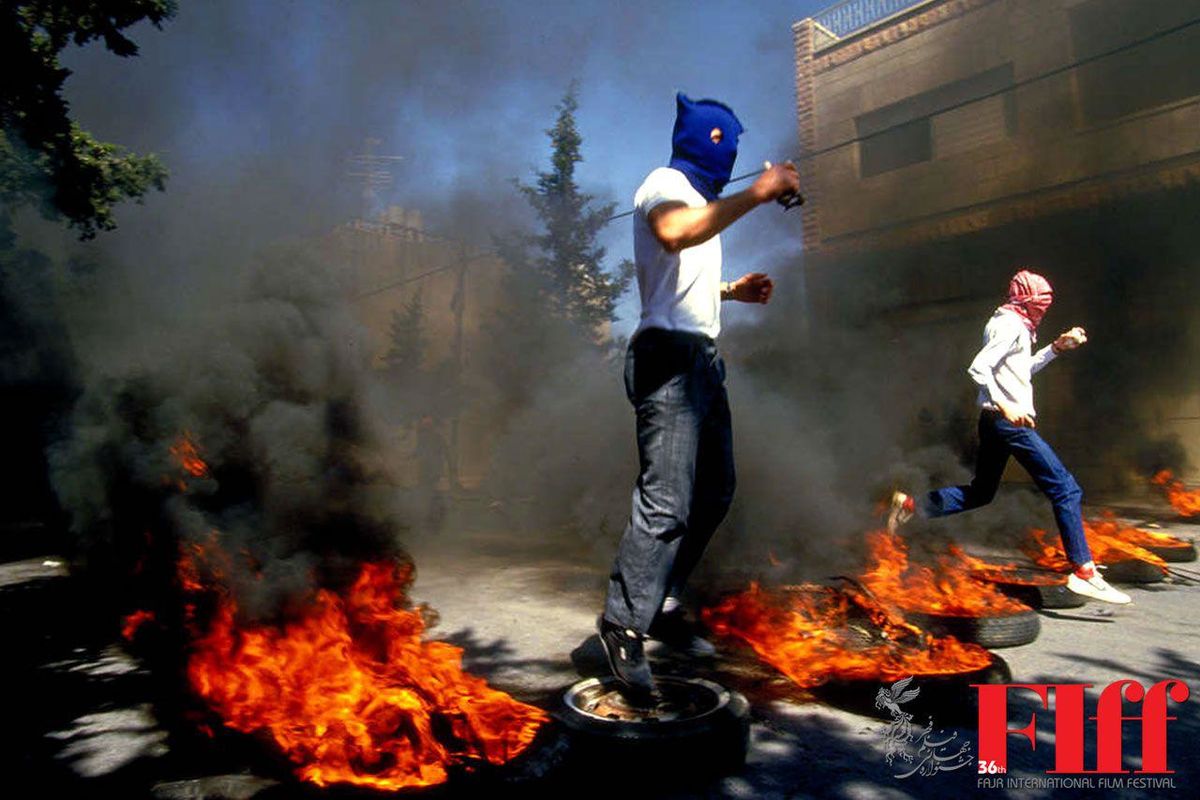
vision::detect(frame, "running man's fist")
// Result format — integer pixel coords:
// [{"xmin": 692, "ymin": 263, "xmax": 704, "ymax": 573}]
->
[
  {"xmin": 1052, "ymin": 327, "xmax": 1088, "ymax": 354},
  {"xmin": 724, "ymin": 272, "xmax": 774, "ymax": 304}
]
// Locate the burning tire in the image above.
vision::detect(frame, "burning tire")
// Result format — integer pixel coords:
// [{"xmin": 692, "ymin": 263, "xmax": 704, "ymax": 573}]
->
[
  {"xmin": 987, "ymin": 579, "xmax": 1085, "ymax": 609},
  {"xmin": 902, "ymin": 608, "xmax": 1040, "ymax": 649},
  {"xmin": 1100, "ymin": 559, "xmax": 1165, "ymax": 584},
  {"xmin": 974, "ymin": 571, "xmax": 1087, "ymax": 610},
  {"xmin": 557, "ymin": 676, "xmax": 750, "ymax": 777},
  {"xmin": 813, "ymin": 653, "xmax": 1011, "ymax": 724},
  {"xmin": 1141, "ymin": 540, "xmax": 1197, "ymax": 563}
]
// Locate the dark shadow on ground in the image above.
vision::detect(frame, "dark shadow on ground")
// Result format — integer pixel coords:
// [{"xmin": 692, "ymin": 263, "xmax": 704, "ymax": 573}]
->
[
  {"xmin": 437, "ymin": 626, "xmax": 579, "ymax": 706},
  {"xmin": 984, "ymin": 652, "xmax": 1199, "ymax": 800},
  {"xmin": 0, "ymin": 557, "xmax": 295, "ymax": 800},
  {"xmin": 1037, "ymin": 609, "xmax": 1118, "ymax": 623},
  {"xmin": 5, "ymin": 539, "xmax": 1196, "ymax": 800}
]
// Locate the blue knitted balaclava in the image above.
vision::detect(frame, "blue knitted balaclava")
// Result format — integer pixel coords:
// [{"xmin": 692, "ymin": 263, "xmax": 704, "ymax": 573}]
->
[{"xmin": 668, "ymin": 92, "xmax": 744, "ymax": 201}]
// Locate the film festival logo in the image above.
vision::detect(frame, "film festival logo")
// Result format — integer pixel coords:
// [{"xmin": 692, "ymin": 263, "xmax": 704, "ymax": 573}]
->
[
  {"xmin": 972, "ymin": 679, "xmax": 1190, "ymax": 791},
  {"xmin": 875, "ymin": 678, "xmax": 1190, "ymax": 787},
  {"xmin": 875, "ymin": 676, "xmax": 974, "ymax": 779}
]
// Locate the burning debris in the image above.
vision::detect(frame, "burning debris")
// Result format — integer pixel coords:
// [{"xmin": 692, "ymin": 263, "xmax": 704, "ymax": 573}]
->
[
  {"xmin": 859, "ymin": 531, "xmax": 1031, "ymax": 618},
  {"xmin": 949, "ymin": 547, "xmax": 1064, "ymax": 587},
  {"xmin": 857, "ymin": 531, "xmax": 1042, "ymax": 648},
  {"xmin": 1151, "ymin": 470, "xmax": 1200, "ymax": 517},
  {"xmin": 1106, "ymin": 520, "xmax": 1197, "ymax": 562},
  {"xmin": 702, "ymin": 582, "xmax": 994, "ymax": 690},
  {"xmin": 950, "ymin": 547, "xmax": 1085, "ymax": 610},
  {"xmin": 161, "ymin": 431, "xmax": 545, "ymax": 791},
  {"xmin": 116, "ymin": 432, "xmax": 550, "ymax": 791},
  {"xmin": 1023, "ymin": 517, "xmax": 1170, "ymax": 576},
  {"xmin": 183, "ymin": 550, "xmax": 547, "ymax": 791},
  {"xmin": 701, "ymin": 528, "xmax": 1052, "ymax": 690}
]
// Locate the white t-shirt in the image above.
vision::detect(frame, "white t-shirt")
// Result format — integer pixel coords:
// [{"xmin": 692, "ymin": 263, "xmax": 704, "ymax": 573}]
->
[
  {"xmin": 632, "ymin": 167, "xmax": 722, "ymax": 340},
  {"xmin": 967, "ymin": 309, "xmax": 1059, "ymax": 419}
]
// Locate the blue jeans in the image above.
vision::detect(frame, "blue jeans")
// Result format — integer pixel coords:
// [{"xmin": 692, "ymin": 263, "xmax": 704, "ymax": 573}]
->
[
  {"xmin": 924, "ymin": 411, "xmax": 1092, "ymax": 567},
  {"xmin": 604, "ymin": 329, "xmax": 736, "ymax": 633}
]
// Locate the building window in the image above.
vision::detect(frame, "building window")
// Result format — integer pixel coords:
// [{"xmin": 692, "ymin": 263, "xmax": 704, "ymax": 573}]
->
[
  {"xmin": 858, "ymin": 118, "xmax": 931, "ymax": 177},
  {"xmin": 1070, "ymin": 0, "xmax": 1200, "ymax": 125},
  {"xmin": 857, "ymin": 64, "xmax": 1015, "ymax": 178}
]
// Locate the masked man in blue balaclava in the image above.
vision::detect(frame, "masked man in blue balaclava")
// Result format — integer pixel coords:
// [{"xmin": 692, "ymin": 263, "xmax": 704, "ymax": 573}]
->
[{"xmin": 599, "ymin": 93, "xmax": 801, "ymax": 701}]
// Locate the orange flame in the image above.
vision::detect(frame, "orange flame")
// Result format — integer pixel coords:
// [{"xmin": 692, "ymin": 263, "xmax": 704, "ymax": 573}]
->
[
  {"xmin": 860, "ymin": 530, "xmax": 1031, "ymax": 616},
  {"xmin": 1114, "ymin": 526, "xmax": 1191, "ymax": 548},
  {"xmin": 1092, "ymin": 509, "xmax": 1192, "ymax": 549},
  {"xmin": 1022, "ymin": 518, "xmax": 1168, "ymax": 574},
  {"xmin": 121, "ymin": 609, "xmax": 156, "ymax": 640},
  {"xmin": 702, "ymin": 582, "xmax": 992, "ymax": 688},
  {"xmin": 185, "ymin": 556, "xmax": 547, "ymax": 790},
  {"xmin": 1151, "ymin": 470, "xmax": 1200, "ymax": 517},
  {"xmin": 952, "ymin": 547, "xmax": 1065, "ymax": 586},
  {"xmin": 170, "ymin": 432, "xmax": 210, "ymax": 478},
  {"xmin": 164, "ymin": 433, "xmax": 545, "ymax": 790}
]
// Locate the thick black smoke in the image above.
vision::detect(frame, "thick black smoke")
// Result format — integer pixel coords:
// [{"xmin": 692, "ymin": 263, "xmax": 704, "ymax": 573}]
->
[{"xmin": 47, "ymin": 244, "xmax": 408, "ymax": 620}]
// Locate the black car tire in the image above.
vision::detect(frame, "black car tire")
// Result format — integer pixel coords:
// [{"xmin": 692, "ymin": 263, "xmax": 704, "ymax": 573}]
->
[
  {"xmin": 1100, "ymin": 559, "xmax": 1165, "ymax": 584},
  {"xmin": 978, "ymin": 576, "xmax": 1088, "ymax": 609},
  {"xmin": 902, "ymin": 608, "xmax": 1040, "ymax": 649},
  {"xmin": 1140, "ymin": 541, "xmax": 1197, "ymax": 563},
  {"xmin": 556, "ymin": 676, "xmax": 750, "ymax": 777},
  {"xmin": 813, "ymin": 654, "xmax": 1012, "ymax": 725}
]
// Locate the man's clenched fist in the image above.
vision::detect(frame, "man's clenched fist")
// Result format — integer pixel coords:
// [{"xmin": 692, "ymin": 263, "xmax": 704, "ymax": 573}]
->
[{"xmin": 1052, "ymin": 326, "xmax": 1088, "ymax": 353}]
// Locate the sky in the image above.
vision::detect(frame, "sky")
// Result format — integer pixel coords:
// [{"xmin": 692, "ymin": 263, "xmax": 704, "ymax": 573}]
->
[{"xmin": 56, "ymin": 0, "xmax": 831, "ymax": 335}]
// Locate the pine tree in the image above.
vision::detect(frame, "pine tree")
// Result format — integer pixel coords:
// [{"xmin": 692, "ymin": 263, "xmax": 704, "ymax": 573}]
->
[
  {"xmin": 384, "ymin": 289, "xmax": 425, "ymax": 375},
  {"xmin": 515, "ymin": 83, "xmax": 633, "ymax": 332}
]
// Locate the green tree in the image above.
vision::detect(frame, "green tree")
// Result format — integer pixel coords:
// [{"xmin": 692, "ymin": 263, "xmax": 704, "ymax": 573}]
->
[
  {"xmin": 384, "ymin": 289, "xmax": 425, "ymax": 376},
  {"xmin": 1, "ymin": 1, "xmax": 175, "ymax": 238},
  {"xmin": 515, "ymin": 83, "xmax": 633, "ymax": 332}
]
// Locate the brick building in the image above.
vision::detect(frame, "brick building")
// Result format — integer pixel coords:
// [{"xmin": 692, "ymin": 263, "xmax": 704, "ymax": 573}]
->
[{"xmin": 792, "ymin": 0, "xmax": 1200, "ymax": 483}]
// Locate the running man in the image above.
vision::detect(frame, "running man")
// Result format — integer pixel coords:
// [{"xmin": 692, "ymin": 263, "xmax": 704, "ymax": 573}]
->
[{"xmin": 889, "ymin": 270, "xmax": 1130, "ymax": 605}]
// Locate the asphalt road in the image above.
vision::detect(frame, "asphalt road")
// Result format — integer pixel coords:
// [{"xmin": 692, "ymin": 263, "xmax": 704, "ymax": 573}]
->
[{"xmin": 1, "ymin": 503, "xmax": 1196, "ymax": 800}]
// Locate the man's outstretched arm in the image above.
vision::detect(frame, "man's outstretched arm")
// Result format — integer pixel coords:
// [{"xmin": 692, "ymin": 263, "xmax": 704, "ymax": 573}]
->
[{"xmin": 648, "ymin": 162, "xmax": 800, "ymax": 253}]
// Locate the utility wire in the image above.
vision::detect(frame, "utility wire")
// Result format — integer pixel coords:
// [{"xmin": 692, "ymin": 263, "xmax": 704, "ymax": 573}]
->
[
  {"xmin": 357, "ymin": 245, "xmax": 500, "ymax": 298},
  {"xmin": 609, "ymin": 13, "xmax": 1200, "ymax": 221},
  {"xmin": 358, "ymin": 15, "xmax": 1200, "ymax": 297}
]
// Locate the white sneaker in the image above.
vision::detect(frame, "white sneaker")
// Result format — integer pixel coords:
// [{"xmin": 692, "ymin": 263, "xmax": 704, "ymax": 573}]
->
[
  {"xmin": 1066, "ymin": 572, "xmax": 1131, "ymax": 604},
  {"xmin": 887, "ymin": 491, "xmax": 915, "ymax": 533}
]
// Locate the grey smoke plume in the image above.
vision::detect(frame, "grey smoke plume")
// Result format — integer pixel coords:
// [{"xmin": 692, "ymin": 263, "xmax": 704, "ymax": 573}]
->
[{"xmin": 48, "ymin": 244, "xmax": 408, "ymax": 620}]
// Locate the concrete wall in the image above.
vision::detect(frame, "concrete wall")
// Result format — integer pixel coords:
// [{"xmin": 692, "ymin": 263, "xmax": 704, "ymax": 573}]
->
[
  {"xmin": 795, "ymin": 0, "xmax": 1200, "ymax": 253},
  {"xmin": 793, "ymin": 0, "xmax": 1200, "ymax": 485}
]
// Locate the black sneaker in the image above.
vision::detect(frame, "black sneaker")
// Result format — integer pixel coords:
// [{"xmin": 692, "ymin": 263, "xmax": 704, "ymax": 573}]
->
[
  {"xmin": 647, "ymin": 608, "xmax": 717, "ymax": 658},
  {"xmin": 597, "ymin": 616, "xmax": 656, "ymax": 701}
]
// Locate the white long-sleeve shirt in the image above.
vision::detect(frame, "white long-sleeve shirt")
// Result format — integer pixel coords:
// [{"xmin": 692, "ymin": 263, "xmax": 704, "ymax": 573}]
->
[{"xmin": 968, "ymin": 309, "xmax": 1058, "ymax": 418}]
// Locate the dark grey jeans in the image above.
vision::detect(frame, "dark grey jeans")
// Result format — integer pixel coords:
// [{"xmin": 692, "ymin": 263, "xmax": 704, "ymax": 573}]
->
[{"xmin": 603, "ymin": 328, "xmax": 736, "ymax": 633}]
